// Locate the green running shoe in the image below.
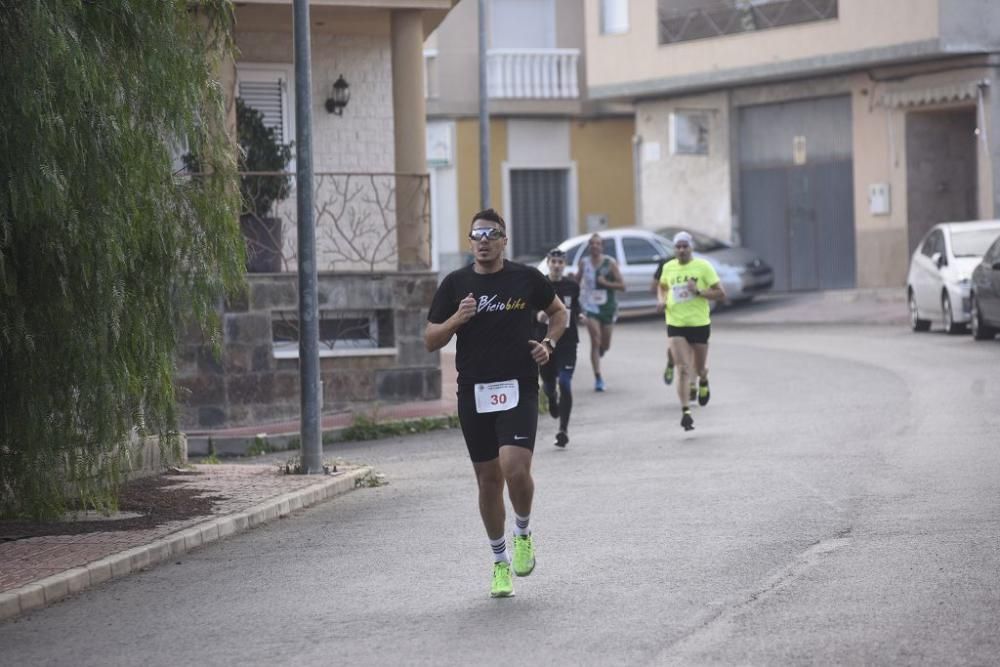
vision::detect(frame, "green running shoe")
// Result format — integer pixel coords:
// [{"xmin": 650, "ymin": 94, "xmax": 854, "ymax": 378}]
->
[
  {"xmin": 663, "ymin": 363, "xmax": 674, "ymax": 385},
  {"xmin": 698, "ymin": 380, "xmax": 710, "ymax": 406},
  {"xmin": 512, "ymin": 534, "xmax": 536, "ymax": 576},
  {"xmin": 689, "ymin": 382, "xmax": 697, "ymax": 402},
  {"xmin": 491, "ymin": 561, "xmax": 514, "ymax": 598}
]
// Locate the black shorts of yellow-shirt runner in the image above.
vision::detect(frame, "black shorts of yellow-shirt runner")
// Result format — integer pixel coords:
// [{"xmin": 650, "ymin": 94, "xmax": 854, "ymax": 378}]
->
[
  {"xmin": 667, "ymin": 324, "xmax": 711, "ymax": 345},
  {"xmin": 457, "ymin": 379, "xmax": 539, "ymax": 463}
]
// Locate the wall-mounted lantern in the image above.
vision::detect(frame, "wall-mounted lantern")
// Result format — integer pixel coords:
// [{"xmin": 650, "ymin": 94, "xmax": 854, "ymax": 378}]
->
[{"xmin": 325, "ymin": 75, "xmax": 350, "ymax": 115}]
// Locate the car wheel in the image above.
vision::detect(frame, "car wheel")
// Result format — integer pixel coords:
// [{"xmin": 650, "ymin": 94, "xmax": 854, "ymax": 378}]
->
[
  {"xmin": 909, "ymin": 290, "xmax": 930, "ymax": 332},
  {"xmin": 941, "ymin": 293, "xmax": 964, "ymax": 335},
  {"xmin": 970, "ymin": 293, "xmax": 997, "ymax": 341}
]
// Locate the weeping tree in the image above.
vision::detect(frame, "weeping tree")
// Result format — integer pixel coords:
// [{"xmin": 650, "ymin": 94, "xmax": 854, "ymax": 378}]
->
[{"xmin": 0, "ymin": 1, "xmax": 245, "ymax": 519}]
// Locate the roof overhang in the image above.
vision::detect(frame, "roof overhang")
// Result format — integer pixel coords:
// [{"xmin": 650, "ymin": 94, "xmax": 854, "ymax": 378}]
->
[
  {"xmin": 589, "ymin": 39, "xmax": 995, "ymax": 103},
  {"xmin": 877, "ymin": 78, "xmax": 989, "ymax": 108},
  {"xmin": 233, "ymin": 0, "xmax": 456, "ymax": 35}
]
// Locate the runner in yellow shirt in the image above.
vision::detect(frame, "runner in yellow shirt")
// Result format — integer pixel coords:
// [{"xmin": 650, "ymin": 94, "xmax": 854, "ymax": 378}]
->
[{"xmin": 656, "ymin": 231, "xmax": 726, "ymax": 431}]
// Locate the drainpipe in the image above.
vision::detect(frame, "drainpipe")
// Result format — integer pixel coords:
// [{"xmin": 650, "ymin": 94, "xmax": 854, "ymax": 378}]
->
[
  {"xmin": 632, "ymin": 134, "xmax": 643, "ymax": 228},
  {"xmin": 479, "ymin": 0, "xmax": 491, "ymax": 209}
]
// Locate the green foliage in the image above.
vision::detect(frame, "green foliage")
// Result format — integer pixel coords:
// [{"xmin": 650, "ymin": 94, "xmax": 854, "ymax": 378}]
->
[
  {"xmin": 235, "ymin": 98, "xmax": 293, "ymax": 218},
  {"xmin": 0, "ymin": 2, "xmax": 244, "ymax": 518},
  {"xmin": 202, "ymin": 437, "xmax": 220, "ymax": 464},
  {"xmin": 246, "ymin": 434, "xmax": 271, "ymax": 457},
  {"xmin": 338, "ymin": 414, "xmax": 460, "ymax": 443}
]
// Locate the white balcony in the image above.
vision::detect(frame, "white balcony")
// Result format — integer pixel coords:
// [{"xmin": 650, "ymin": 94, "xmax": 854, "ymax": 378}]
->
[{"xmin": 487, "ymin": 48, "xmax": 580, "ymax": 100}]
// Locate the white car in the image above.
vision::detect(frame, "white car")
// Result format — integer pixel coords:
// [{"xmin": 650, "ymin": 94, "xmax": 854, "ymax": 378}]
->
[
  {"xmin": 534, "ymin": 228, "xmax": 743, "ymax": 312},
  {"xmin": 907, "ymin": 220, "xmax": 1000, "ymax": 333}
]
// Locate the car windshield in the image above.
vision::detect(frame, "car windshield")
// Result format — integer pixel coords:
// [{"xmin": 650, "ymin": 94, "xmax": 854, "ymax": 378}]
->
[
  {"xmin": 656, "ymin": 227, "xmax": 727, "ymax": 252},
  {"xmin": 950, "ymin": 228, "xmax": 1000, "ymax": 257}
]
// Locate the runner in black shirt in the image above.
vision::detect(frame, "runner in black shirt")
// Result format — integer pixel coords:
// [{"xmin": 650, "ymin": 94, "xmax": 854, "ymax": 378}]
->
[
  {"xmin": 652, "ymin": 259, "xmax": 676, "ymax": 386},
  {"xmin": 425, "ymin": 208, "xmax": 567, "ymax": 598},
  {"xmin": 537, "ymin": 248, "xmax": 581, "ymax": 448}
]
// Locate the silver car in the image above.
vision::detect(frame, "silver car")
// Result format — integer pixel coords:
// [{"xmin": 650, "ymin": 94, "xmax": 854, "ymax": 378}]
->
[
  {"xmin": 907, "ymin": 220, "xmax": 1000, "ymax": 333},
  {"xmin": 535, "ymin": 228, "xmax": 744, "ymax": 312}
]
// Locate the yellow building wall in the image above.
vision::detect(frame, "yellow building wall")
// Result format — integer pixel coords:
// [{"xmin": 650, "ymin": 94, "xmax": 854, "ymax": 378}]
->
[
  {"xmin": 455, "ymin": 118, "xmax": 508, "ymax": 252},
  {"xmin": 571, "ymin": 117, "xmax": 635, "ymax": 232}
]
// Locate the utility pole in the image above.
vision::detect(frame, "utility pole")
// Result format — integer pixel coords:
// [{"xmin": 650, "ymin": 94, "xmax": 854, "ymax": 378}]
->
[
  {"xmin": 293, "ymin": 0, "xmax": 323, "ymax": 473},
  {"xmin": 478, "ymin": 0, "xmax": 490, "ymax": 209}
]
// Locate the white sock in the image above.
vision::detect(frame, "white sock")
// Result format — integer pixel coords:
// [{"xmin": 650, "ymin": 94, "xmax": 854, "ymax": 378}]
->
[
  {"xmin": 514, "ymin": 512, "xmax": 530, "ymax": 537},
  {"xmin": 490, "ymin": 536, "xmax": 509, "ymax": 563}
]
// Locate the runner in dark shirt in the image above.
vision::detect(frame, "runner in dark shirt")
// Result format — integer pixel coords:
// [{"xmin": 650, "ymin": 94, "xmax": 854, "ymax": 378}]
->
[
  {"xmin": 536, "ymin": 248, "xmax": 581, "ymax": 448},
  {"xmin": 425, "ymin": 208, "xmax": 567, "ymax": 598},
  {"xmin": 652, "ymin": 258, "xmax": 676, "ymax": 386}
]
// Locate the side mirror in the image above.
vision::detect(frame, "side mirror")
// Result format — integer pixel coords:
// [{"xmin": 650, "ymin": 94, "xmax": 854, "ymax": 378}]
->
[{"xmin": 931, "ymin": 252, "xmax": 946, "ymax": 268}]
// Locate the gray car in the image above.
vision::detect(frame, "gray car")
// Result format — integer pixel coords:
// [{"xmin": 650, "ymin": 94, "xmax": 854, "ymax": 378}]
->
[{"xmin": 655, "ymin": 227, "xmax": 774, "ymax": 302}]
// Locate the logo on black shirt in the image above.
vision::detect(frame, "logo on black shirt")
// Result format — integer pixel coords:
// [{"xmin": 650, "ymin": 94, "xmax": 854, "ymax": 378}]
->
[{"xmin": 477, "ymin": 294, "xmax": 527, "ymax": 313}]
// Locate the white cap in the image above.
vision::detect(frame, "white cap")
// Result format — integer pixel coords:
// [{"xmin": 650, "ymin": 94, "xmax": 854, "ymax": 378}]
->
[{"xmin": 673, "ymin": 231, "xmax": 694, "ymax": 248}]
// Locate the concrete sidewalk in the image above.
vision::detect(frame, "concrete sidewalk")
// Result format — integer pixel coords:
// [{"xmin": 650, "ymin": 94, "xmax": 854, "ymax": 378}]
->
[
  {"xmin": 621, "ymin": 288, "xmax": 909, "ymax": 326},
  {"xmin": 711, "ymin": 288, "xmax": 908, "ymax": 326},
  {"xmin": 0, "ymin": 464, "xmax": 374, "ymax": 622}
]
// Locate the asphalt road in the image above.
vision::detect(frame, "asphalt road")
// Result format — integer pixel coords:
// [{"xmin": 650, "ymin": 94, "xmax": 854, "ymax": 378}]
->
[{"xmin": 3, "ymin": 321, "xmax": 999, "ymax": 666}]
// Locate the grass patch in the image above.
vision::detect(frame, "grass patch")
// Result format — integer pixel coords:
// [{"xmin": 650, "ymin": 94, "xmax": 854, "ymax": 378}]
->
[
  {"xmin": 336, "ymin": 414, "xmax": 459, "ymax": 443},
  {"xmin": 202, "ymin": 438, "xmax": 221, "ymax": 464},
  {"xmin": 245, "ymin": 434, "xmax": 271, "ymax": 457}
]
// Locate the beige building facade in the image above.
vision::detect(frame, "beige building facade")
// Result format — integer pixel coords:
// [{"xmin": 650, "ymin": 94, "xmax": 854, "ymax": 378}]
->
[
  {"xmin": 587, "ymin": 0, "xmax": 1000, "ymax": 290},
  {"xmin": 425, "ymin": 0, "xmax": 636, "ymax": 273},
  {"xmin": 177, "ymin": 1, "xmax": 459, "ymax": 432}
]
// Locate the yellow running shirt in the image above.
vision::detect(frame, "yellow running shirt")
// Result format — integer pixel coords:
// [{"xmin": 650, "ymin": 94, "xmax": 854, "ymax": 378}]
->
[{"xmin": 658, "ymin": 257, "xmax": 720, "ymax": 327}]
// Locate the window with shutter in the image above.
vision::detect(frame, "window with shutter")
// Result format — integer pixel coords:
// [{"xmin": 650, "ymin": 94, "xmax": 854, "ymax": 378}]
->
[{"xmin": 236, "ymin": 65, "xmax": 293, "ymax": 146}]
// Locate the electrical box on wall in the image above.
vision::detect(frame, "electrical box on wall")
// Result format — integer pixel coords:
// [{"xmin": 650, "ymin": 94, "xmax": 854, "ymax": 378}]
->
[
  {"xmin": 586, "ymin": 214, "xmax": 608, "ymax": 232},
  {"xmin": 869, "ymin": 183, "xmax": 891, "ymax": 216}
]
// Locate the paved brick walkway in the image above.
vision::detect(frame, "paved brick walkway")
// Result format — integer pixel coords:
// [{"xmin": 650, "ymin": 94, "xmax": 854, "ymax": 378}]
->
[{"xmin": 0, "ymin": 464, "xmax": 350, "ymax": 594}]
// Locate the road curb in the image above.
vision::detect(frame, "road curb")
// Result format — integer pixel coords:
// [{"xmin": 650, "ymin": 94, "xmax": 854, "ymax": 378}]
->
[
  {"xmin": 186, "ymin": 412, "xmax": 457, "ymax": 457},
  {"xmin": 0, "ymin": 466, "xmax": 373, "ymax": 623}
]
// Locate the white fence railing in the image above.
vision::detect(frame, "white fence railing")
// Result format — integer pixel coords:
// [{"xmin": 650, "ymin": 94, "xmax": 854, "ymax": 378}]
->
[{"xmin": 487, "ymin": 48, "xmax": 580, "ymax": 99}]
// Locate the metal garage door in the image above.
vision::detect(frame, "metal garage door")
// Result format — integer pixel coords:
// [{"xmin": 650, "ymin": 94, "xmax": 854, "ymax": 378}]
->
[
  {"xmin": 509, "ymin": 168, "xmax": 569, "ymax": 260},
  {"xmin": 739, "ymin": 96, "xmax": 856, "ymax": 291}
]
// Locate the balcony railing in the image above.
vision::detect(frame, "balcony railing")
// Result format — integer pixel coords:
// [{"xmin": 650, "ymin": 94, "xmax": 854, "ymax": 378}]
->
[
  {"xmin": 658, "ymin": 0, "xmax": 837, "ymax": 45},
  {"xmin": 487, "ymin": 48, "xmax": 580, "ymax": 99},
  {"xmin": 238, "ymin": 172, "xmax": 430, "ymax": 273}
]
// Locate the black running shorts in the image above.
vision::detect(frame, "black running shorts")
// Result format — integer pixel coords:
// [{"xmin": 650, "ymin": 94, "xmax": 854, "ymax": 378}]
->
[
  {"xmin": 539, "ymin": 345, "xmax": 578, "ymax": 384},
  {"xmin": 457, "ymin": 380, "xmax": 539, "ymax": 463},
  {"xmin": 667, "ymin": 324, "xmax": 711, "ymax": 345}
]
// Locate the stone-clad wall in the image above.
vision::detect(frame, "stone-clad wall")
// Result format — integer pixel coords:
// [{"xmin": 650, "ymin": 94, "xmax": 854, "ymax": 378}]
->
[{"xmin": 176, "ymin": 272, "xmax": 441, "ymax": 431}]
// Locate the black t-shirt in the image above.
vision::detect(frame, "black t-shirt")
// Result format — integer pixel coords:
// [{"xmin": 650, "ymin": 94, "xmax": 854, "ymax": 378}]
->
[
  {"xmin": 534, "ymin": 277, "xmax": 580, "ymax": 346},
  {"xmin": 428, "ymin": 261, "xmax": 556, "ymax": 387}
]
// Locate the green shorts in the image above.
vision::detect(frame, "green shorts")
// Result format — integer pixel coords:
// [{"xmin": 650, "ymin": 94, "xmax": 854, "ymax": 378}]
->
[{"xmin": 586, "ymin": 304, "xmax": 618, "ymax": 325}]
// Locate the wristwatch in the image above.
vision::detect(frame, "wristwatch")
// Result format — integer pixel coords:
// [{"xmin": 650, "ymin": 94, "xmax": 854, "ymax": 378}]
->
[{"xmin": 542, "ymin": 338, "xmax": 556, "ymax": 352}]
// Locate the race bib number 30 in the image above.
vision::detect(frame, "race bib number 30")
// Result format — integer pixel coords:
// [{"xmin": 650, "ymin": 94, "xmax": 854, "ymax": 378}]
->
[
  {"xmin": 672, "ymin": 284, "xmax": 694, "ymax": 303},
  {"xmin": 475, "ymin": 380, "xmax": 520, "ymax": 414}
]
